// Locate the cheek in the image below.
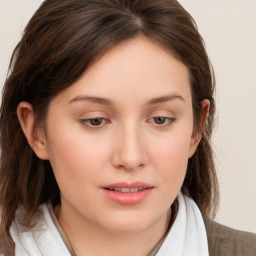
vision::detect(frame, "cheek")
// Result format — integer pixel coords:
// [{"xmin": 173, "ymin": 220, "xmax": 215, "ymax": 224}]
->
[
  {"xmin": 149, "ymin": 130, "xmax": 192, "ymax": 187},
  {"xmin": 48, "ymin": 140, "xmax": 104, "ymax": 177},
  {"xmin": 45, "ymin": 123, "xmax": 109, "ymax": 195},
  {"xmin": 46, "ymin": 137, "xmax": 106, "ymax": 209}
]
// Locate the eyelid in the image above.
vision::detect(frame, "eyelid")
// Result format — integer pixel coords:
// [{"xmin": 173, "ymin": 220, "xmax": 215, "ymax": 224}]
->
[
  {"xmin": 77, "ymin": 110, "xmax": 108, "ymax": 118},
  {"xmin": 148, "ymin": 116, "xmax": 175, "ymax": 123},
  {"xmin": 79, "ymin": 117, "xmax": 110, "ymax": 128},
  {"xmin": 146, "ymin": 112, "xmax": 176, "ymax": 129}
]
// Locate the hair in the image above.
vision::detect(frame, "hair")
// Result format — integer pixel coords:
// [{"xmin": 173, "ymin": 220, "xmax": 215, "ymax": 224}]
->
[{"xmin": 0, "ymin": 0, "xmax": 218, "ymax": 243}]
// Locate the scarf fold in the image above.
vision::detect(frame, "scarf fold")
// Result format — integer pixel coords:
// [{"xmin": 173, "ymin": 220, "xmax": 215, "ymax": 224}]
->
[
  {"xmin": 156, "ymin": 193, "xmax": 209, "ymax": 255},
  {"xmin": 10, "ymin": 206, "xmax": 70, "ymax": 256},
  {"xmin": 10, "ymin": 193, "xmax": 209, "ymax": 256}
]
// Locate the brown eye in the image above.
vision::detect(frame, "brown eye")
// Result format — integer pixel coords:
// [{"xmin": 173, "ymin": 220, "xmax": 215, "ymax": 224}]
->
[
  {"xmin": 89, "ymin": 118, "xmax": 103, "ymax": 126},
  {"xmin": 80, "ymin": 118, "xmax": 106, "ymax": 127},
  {"xmin": 153, "ymin": 117, "xmax": 167, "ymax": 124}
]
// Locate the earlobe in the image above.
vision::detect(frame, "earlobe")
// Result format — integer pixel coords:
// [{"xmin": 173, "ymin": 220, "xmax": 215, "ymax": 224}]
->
[
  {"xmin": 188, "ymin": 99, "xmax": 210, "ymax": 158},
  {"xmin": 17, "ymin": 102, "xmax": 49, "ymax": 160},
  {"xmin": 188, "ymin": 130, "xmax": 202, "ymax": 158}
]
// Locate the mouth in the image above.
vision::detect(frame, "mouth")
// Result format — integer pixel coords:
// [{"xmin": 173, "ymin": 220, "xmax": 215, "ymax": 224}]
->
[
  {"xmin": 104, "ymin": 187, "xmax": 148, "ymax": 193},
  {"xmin": 103, "ymin": 182, "xmax": 154, "ymax": 192},
  {"xmin": 102, "ymin": 182, "xmax": 154, "ymax": 204}
]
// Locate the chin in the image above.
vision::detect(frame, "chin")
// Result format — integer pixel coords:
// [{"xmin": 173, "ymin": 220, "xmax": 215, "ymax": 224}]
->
[{"xmin": 96, "ymin": 210, "xmax": 163, "ymax": 234}]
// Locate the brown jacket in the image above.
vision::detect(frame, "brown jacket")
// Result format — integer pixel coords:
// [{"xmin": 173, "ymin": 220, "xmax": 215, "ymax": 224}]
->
[
  {"xmin": 1, "ymin": 218, "xmax": 256, "ymax": 255},
  {"xmin": 205, "ymin": 218, "xmax": 256, "ymax": 256}
]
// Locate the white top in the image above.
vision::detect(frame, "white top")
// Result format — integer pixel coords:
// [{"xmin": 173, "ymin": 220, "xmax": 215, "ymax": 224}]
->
[{"xmin": 10, "ymin": 193, "xmax": 209, "ymax": 256}]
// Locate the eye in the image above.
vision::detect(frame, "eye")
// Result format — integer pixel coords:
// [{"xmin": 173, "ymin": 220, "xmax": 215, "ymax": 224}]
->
[
  {"xmin": 79, "ymin": 118, "xmax": 106, "ymax": 127},
  {"xmin": 147, "ymin": 116, "xmax": 176, "ymax": 127},
  {"xmin": 153, "ymin": 117, "xmax": 168, "ymax": 125}
]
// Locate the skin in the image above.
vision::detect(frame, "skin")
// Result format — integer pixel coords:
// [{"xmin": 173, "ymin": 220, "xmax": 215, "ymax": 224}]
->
[{"xmin": 18, "ymin": 36, "xmax": 209, "ymax": 256}]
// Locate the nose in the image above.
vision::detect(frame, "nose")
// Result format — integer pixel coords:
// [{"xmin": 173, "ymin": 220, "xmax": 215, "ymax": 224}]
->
[{"xmin": 111, "ymin": 124, "xmax": 147, "ymax": 171}]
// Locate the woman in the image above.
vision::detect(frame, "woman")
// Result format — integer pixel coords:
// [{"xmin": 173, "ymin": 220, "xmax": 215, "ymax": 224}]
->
[{"xmin": 0, "ymin": 0, "xmax": 255, "ymax": 255}]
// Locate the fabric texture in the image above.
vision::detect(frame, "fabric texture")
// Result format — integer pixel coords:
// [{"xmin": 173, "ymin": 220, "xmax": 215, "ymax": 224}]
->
[
  {"xmin": 47, "ymin": 203, "xmax": 76, "ymax": 256},
  {"xmin": 204, "ymin": 217, "xmax": 256, "ymax": 256},
  {"xmin": 154, "ymin": 193, "xmax": 209, "ymax": 255},
  {"xmin": 9, "ymin": 205, "xmax": 71, "ymax": 256},
  {"xmin": 6, "ymin": 193, "xmax": 209, "ymax": 256},
  {"xmin": 1, "ymin": 195, "xmax": 256, "ymax": 255}
]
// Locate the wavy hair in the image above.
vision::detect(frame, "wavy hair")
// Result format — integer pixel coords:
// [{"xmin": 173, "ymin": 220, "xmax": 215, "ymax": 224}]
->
[{"xmin": 0, "ymin": 0, "xmax": 219, "ymax": 243}]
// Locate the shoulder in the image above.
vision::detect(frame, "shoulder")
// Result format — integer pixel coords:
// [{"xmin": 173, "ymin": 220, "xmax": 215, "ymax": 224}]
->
[{"xmin": 204, "ymin": 217, "xmax": 256, "ymax": 256}]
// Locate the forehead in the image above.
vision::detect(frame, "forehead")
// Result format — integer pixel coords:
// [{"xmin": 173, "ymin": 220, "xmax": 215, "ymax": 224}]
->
[{"xmin": 51, "ymin": 36, "xmax": 191, "ymax": 107}]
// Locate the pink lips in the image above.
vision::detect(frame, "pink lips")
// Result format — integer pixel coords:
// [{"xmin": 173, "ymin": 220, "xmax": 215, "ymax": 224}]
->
[{"xmin": 102, "ymin": 182, "xmax": 154, "ymax": 205}]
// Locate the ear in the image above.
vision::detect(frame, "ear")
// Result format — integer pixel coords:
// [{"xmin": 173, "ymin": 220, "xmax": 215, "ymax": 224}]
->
[
  {"xmin": 188, "ymin": 99, "xmax": 210, "ymax": 158},
  {"xmin": 17, "ymin": 102, "xmax": 49, "ymax": 160}
]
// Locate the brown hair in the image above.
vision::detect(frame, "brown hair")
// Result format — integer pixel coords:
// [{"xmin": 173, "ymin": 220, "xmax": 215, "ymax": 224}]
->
[{"xmin": 0, "ymin": 0, "xmax": 218, "ymax": 242}]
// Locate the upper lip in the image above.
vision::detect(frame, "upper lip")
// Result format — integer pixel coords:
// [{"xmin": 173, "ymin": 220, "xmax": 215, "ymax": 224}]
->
[{"xmin": 103, "ymin": 182, "xmax": 154, "ymax": 189}]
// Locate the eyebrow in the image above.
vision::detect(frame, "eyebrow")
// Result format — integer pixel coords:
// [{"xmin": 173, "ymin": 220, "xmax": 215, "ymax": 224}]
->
[
  {"xmin": 69, "ymin": 96, "xmax": 112, "ymax": 105},
  {"xmin": 69, "ymin": 93, "xmax": 185, "ymax": 106},
  {"xmin": 148, "ymin": 94, "xmax": 185, "ymax": 105}
]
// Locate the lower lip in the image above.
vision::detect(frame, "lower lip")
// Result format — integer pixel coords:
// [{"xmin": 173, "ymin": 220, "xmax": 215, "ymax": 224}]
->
[{"xmin": 103, "ymin": 188, "xmax": 154, "ymax": 205}]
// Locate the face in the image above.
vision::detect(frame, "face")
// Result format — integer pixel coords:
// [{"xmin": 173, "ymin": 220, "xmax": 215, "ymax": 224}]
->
[{"xmin": 34, "ymin": 37, "xmax": 201, "ymax": 233}]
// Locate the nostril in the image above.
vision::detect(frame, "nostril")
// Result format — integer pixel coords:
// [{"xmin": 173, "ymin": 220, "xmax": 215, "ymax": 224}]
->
[{"xmin": 111, "ymin": 133, "xmax": 147, "ymax": 170}]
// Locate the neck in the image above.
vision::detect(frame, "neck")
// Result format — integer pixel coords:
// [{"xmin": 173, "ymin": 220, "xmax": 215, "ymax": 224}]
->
[{"xmin": 55, "ymin": 204, "xmax": 171, "ymax": 256}]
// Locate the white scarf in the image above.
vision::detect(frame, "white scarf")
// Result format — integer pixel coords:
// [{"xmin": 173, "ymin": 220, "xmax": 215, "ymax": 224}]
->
[
  {"xmin": 156, "ymin": 193, "xmax": 209, "ymax": 255},
  {"xmin": 10, "ymin": 193, "xmax": 209, "ymax": 256}
]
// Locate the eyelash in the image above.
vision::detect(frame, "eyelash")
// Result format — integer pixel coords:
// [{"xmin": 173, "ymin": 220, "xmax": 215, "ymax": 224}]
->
[
  {"xmin": 79, "ymin": 118, "xmax": 107, "ymax": 128},
  {"xmin": 147, "ymin": 116, "xmax": 176, "ymax": 128},
  {"xmin": 79, "ymin": 116, "xmax": 176, "ymax": 129}
]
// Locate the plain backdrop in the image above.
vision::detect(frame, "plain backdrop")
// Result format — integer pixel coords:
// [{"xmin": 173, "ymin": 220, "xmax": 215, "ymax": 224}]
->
[{"xmin": 0, "ymin": 1, "xmax": 255, "ymax": 233}]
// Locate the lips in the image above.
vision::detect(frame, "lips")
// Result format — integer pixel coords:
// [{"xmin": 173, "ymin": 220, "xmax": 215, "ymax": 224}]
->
[
  {"xmin": 105, "ymin": 187, "xmax": 146, "ymax": 192},
  {"xmin": 103, "ymin": 181, "xmax": 153, "ymax": 192},
  {"xmin": 102, "ymin": 182, "xmax": 154, "ymax": 205}
]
